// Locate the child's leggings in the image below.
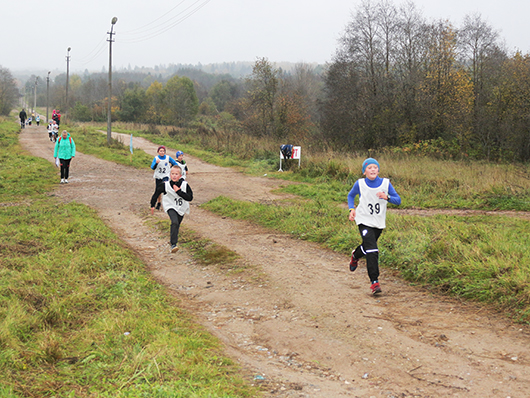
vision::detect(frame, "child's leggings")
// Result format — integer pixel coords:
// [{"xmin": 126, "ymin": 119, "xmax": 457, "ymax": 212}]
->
[
  {"xmin": 352, "ymin": 224, "xmax": 383, "ymax": 283},
  {"xmin": 167, "ymin": 209, "xmax": 184, "ymax": 246}
]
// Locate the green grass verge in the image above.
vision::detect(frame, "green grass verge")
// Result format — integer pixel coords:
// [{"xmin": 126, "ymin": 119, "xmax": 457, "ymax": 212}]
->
[
  {"xmin": 69, "ymin": 122, "xmax": 276, "ymax": 173},
  {"xmin": 0, "ymin": 120, "xmax": 57, "ymax": 201},
  {"xmin": 0, "ymin": 117, "xmax": 258, "ymax": 397},
  {"xmin": 67, "ymin": 125, "xmax": 153, "ymax": 170},
  {"xmin": 155, "ymin": 125, "xmax": 530, "ymax": 212},
  {"xmin": 72, "ymin": 121, "xmax": 530, "ymax": 212}
]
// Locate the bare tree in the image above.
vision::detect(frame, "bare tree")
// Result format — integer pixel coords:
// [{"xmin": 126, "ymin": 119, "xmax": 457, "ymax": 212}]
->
[
  {"xmin": 393, "ymin": 1, "xmax": 428, "ymax": 142},
  {"xmin": 458, "ymin": 13, "xmax": 507, "ymax": 159},
  {"xmin": 244, "ymin": 58, "xmax": 279, "ymax": 137},
  {"xmin": 287, "ymin": 63, "xmax": 324, "ymax": 124},
  {"xmin": 0, "ymin": 66, "xmax": 18, "ymax": 116},
  {"xmin": 459, "ymin": 13, "xmax": 499, "ymax": 89},
  {"xmin": 348, "ymin": 0, "xmax": 383, "ymax": 97},
  {"xmin": 377, "ymin": 0, "xmax": 398, "ymax": 75}
]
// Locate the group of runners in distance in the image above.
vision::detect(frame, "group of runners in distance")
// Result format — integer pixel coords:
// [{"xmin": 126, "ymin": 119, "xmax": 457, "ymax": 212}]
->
[
  {"xmin": 20, "ymin": 108, "xmax": 74, "ymax": 184},
  {"xmin": 19, "ymin": 106, "xmax": 400, "ymax": 295},
  {"xmin": 18, "ymin": 109, "xmax": 41, "ymax": 128}
]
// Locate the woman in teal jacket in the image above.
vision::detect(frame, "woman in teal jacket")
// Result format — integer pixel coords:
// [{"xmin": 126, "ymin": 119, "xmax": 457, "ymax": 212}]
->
[{"xmin": 53, "ymin": 130, "xmax": 76, "ymax": 184}]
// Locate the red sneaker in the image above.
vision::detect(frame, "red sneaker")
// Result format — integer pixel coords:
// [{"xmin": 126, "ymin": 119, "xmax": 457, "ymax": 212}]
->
[
  {"xmin": 371, "ymin": 282, "xmax": 382, "ymax": 295},
  {"xmin": 349, "ymin": 253, "xmax": 358, "ymax": 272}
]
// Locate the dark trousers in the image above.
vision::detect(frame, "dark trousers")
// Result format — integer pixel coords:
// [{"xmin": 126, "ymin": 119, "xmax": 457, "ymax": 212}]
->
[
  {"xmin": 352, "ymin": 224, "xmax": 383, "ymax": 283},
  {"xmin": 60, "ymin": 158, "xmax": 72, "ymax": 179},
  {"xmin": 167, "ymin": 209, "xmax": 184, "ymax": 246},
  {"xmin": 151, "ymin": 178, "xmax": 167, "ymax": 205}
]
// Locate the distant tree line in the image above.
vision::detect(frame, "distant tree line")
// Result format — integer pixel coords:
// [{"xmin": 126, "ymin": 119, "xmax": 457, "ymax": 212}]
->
[
  {"xmin": 10, "ymin": 0, "xmax": 530, "ymax": 162},
  {"xmin": 20, "ymin": 60, "xmax": 323, "ymax": 145}
]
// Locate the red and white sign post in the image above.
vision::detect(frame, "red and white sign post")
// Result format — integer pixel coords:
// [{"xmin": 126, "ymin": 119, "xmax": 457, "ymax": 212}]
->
[{"xmin": 279, "ymin": 146, "xmax": 301, "ymax": 172}]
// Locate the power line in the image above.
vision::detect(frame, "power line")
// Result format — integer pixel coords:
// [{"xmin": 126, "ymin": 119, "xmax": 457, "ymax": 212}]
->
[
  {"xmin": 120, "ymin": 0, "xmax": 213, "ymax": 43},
  {"xmin": 74, "ymin": 36, "xmax": 108, "ymax": 66},
  {"xmin": 72, "ymin": 0, "xmax": 213, "ymax": 67},
  {"xmin": 120, "ymin": 0, "xmax": 187, "ymax": 35}
]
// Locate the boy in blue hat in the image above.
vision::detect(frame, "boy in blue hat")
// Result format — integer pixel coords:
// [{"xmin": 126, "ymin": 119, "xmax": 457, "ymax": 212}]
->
[
  {"xmin": 347, "ymin": 158, "xmax": 401, "ymax": 295},
  {"xmin": 175, "ymin": 150, "xmax": 188, "ymax": 179}
]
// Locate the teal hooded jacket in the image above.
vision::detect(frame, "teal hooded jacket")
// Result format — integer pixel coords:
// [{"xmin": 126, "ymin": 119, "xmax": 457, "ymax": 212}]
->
[{"xmin": 53, "ymin": 133, "xmax": 76, "ymax": 160}]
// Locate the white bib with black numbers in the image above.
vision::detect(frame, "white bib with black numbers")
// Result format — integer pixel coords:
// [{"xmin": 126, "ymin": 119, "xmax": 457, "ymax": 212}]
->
[
  {"xmin": 153, "ymin": 156, "xmax": 171, "ymax": 180},
  {"xmin": 355, "ymin": 178, "xmax": 389, "ymax": 229},
  {"xmin": 162, "ymin": 181, "xmax": 190, "ymax": 216}
]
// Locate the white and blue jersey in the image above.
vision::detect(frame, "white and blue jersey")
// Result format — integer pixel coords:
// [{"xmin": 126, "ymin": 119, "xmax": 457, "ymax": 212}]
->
[
  {"xmin": 151, "ymin": 155, "xmax": 177, "ymax": 180},
  {"xmin": 347, "ymin": 176, "xmax": 401, "ymax": 229}
]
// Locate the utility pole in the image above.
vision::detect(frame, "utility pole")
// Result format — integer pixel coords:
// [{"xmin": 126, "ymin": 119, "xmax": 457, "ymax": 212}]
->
[
  {"xmin": 33, "ymin": 77, "xmax": 38, "ymax": 115},
  {"xmin": 107, "ymin": 17, "xmax": 117, "ymax": 145},
  {"xmin": 46, "ymin": 71, "xmax": 51, "ymax": 123},
  {"xmin": 65, "ymin": 47, "xmax": 71, "ymax": 124}
]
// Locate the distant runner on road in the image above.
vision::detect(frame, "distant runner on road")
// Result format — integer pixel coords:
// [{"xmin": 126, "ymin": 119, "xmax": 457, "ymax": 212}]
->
[{"xmin": 19, "ymin": 109, "xmax": 27, "ymax": 129}]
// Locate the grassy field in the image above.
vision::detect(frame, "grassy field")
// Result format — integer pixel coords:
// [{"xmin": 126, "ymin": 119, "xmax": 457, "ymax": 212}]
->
[
  {"xmin": 63, "ymin": 120, "xmax": 530, "ymax": 323},
  {"xmin": 0, "ymin": 118, "xmax": 258, "ymax": 397},
  {"xmin": 68, "ymin": 121, "xmax": 530, "ymax": 212}
]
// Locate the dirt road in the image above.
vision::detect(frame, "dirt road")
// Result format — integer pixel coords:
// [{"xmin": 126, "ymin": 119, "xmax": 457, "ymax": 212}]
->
[{"xmin": 20, "ymin": 125, "xmax": 530, "ymax": 397}]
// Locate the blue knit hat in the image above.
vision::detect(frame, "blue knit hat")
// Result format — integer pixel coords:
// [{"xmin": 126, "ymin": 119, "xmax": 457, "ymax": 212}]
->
[
  {"xmin": 362, "ymin": 158, "xmax": 380, "ymax": 174},
  {"xmin": 176, "ymin": 151, "xmax": 184, "ymax": 158}
]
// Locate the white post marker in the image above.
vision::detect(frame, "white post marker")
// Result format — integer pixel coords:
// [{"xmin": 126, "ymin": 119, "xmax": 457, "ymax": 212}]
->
[{"xmin": 279, "ymin": 146, "xmax": 301, "ymax": 172}]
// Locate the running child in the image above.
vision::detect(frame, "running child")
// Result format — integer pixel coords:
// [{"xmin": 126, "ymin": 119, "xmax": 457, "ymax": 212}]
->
[
  {"xmin": 48, "ymin": 120, "xmax": 54, "ymax": 141},
  {"xmin": 151, "ymin": 146, "xmax": 178, "ymax": 210},
  {"xmin": 175, "ymin": 150, "xmax": 188, "ymax": 179},
  {"xmin": 347, "ymin": 158, "xmax": 401, "ymax": 295},
  {"xmin": 150, "ymin": 166, "xmax": 193, "ymax": 253},
  {"xmin": 52, "ymin": 120, "xmax": 59, "ymax": 142}
]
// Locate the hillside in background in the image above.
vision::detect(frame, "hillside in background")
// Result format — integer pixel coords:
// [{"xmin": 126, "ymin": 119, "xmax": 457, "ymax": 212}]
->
[{"xmin": 12, "ymin": 60, "xmax": 325, "ymax": 86}]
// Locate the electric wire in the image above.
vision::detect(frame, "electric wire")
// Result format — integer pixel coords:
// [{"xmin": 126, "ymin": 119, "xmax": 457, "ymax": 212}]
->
[
  {"xmin": 119, "ymin": 0, "xmax": 212, "ymax": 43},
  {"xmin": 119, "ymin": 0, "xmax": 187, "ymax": 35},
  {"xmin": 70, "ymin": 0, "xmax": 213, "ymax": 67},
  {"xmin": 74, "ymin": 37, "xmax": 108, "ymax": 66}
]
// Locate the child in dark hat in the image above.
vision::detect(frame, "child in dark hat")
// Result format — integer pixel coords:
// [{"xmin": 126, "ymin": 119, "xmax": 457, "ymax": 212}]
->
[
  {"xmin": 347, "ymin": 158, "xmax": 401, "ymax": 295},
  {"xmin": 175, "ymin": 150, "xmax": 188, "ymax": 179}
]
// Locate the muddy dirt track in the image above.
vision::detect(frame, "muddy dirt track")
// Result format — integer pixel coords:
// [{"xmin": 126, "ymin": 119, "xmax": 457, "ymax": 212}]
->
[{"xmin": 20, "ymin": 125, "xmax": 530, "ymax": 397}]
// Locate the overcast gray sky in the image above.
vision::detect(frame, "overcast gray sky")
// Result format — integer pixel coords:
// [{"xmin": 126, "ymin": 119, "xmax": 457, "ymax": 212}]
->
[{"xmin": 4, "ymin": 0, "xmax": 529, "ymax": 74}]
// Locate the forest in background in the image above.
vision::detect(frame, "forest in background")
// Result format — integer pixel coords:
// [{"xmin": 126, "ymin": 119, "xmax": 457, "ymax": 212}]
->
[{"xmin": 4, "ymin": 0, "xmax": 530, "ymax": 162}]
